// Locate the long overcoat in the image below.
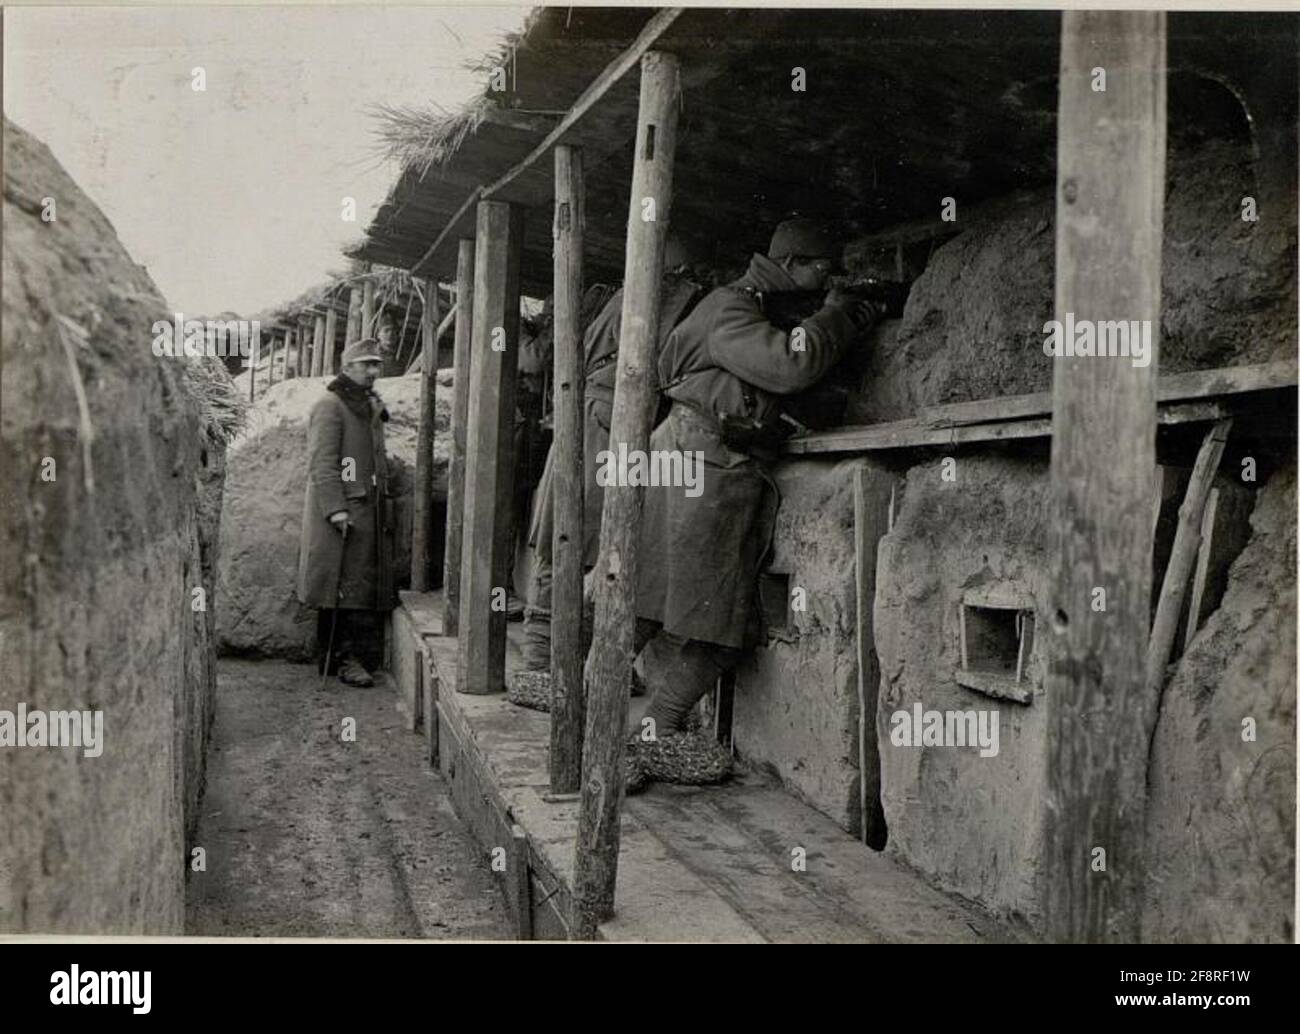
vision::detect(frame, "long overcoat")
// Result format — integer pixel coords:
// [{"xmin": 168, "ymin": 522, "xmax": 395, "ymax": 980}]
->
[
  {"xmin": 635, "ymin": 253, "xmax": 860, "ymax": 649},
  {"xmin": 529, "ymin": 277, "xmax": 703, "ymax": 568},
  {"xmin": 296, "ymin": 385, "xmax": 395, "ymax": 612}
]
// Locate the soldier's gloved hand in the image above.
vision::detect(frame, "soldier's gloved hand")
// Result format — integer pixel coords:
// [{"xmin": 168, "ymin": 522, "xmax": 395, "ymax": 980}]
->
[
  {"xmin": 328, "ymin": 511, "xmax": 353, "ymax": 534},
  {"xmin": 825, "ymin": 288, "xmax": 881, "ymax": 331}
]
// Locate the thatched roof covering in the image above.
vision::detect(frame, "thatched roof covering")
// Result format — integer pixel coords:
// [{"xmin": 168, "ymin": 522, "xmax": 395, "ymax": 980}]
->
[
  {"xmin": 352, "ymin": 7, "xmax": 1296, "ymax": 296},
  {"xmin": 252, "ymin": 263, "xmax": 451, "ymax": 334}
]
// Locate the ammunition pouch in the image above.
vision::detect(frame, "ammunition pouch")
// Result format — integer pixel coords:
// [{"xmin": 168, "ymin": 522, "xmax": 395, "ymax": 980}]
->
[{"xmin": 717, "ymin": 412, "xmax": 796, "ymax": 455}]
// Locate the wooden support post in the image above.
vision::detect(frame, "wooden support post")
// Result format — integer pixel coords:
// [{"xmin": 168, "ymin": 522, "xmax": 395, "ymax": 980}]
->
[
  {"xmin": 362, "ymin": 278, "xmax": 376, "ymax": 338},
  {"xmin": 511, "ymin": 824, "xmax": 533, "ymax": 940},
  {"xmin": 267, "ymin": 333, "xmax": 278, "ymax": 388},
  {"xmin": 1044, "ymin": 10, "xmax": 1166, "ymax": 943},
  {"xmin": 571, "ymin": 51, "xmax": 679, "ymax": 939},
  {"xmin": 550, "ymin": 143, "xmax": 586, "ymax": 794},
  {"xmin": 443, "ymin": 240, "xmax": 475, "ymax": 636},
  {"xmin": 346, "ymin": 284, "xmax": 363, "ymax": 346},
  {"xmin": 412, "ymin": 276, "xmax": 441, "ymax": 591},
  {"xmin": 457, "ymin": 201, "xmax": 522, "ymax": 694},
  {"xmin": 284, "ymin": 329, "xmax": 296, "ymax": 379},
  {"xmin": 248, "ymin": 329, "xmax": 259, "ymax": 402},
  {"xmin": 853, "ymin": 467, "xmax": 892, "ymax": 849},
  {"xmin": 1147, "ymin": 419, "xmax": 1232, "ymax": 695},
  {"xmin": 422, "ymin": 647, "xmax": 439, "ymax": 769},
  {"xmin": 323, "ymin": 307, "xmax": 338, "ymax": 376},
  {"xmin": 407, "ymin": 647, "xmax": 421, "ymax": 734},
  {"xmin": 312, "ymin": 314, "xmax": 326, "ymax": 378}
]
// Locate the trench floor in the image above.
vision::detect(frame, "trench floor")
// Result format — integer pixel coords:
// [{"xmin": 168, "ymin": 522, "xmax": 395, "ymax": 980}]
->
[{"xmin": 184, "ymin": 658, "xmax": 510, "ymax": 939}]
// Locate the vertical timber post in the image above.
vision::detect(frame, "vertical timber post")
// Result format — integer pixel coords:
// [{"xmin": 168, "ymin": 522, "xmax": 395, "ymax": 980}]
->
[
  {"xmin": 312, "ymin": 314, "xmax": 326, "ymax": 378},
  {"xmin": 443, "ymin": 240, "xmax": 475, "ymax": 636},
  {"xmin": 363, "ymin": 277, "xmax": 376, "ymax": 338},
  {"xmin": 363, "ymin": 278, "xmax": 377, "ymax": 338},
  {"xmin": 346, "ymin": 284, "xmax": 363, "ymax": 347},
  {"xmin": 303, "ymin": 324, "xmax": 312, "ymax": 378},
  {"xmin": 248, "ymin": 327, "xmax": 259, "ymax": 402},
  {"xmin": 412, "ymin": 277, "xmax": 441, "ymax": 590},
  {"xmin": 571, "ymin": 51, "xmax": 679, "ymax": 939},
  {"xmin": 1045, "ymin": 10, "xmax": 1166, "ymax": 943},
  {"xmin": 323, "ymin": 306, "xmax": 339, "ymax": 376},
  {"xmin": 550, "ymin": 143, "xmax": 585, "ymax": 793},
  {"xmin": 285, "ymin": 328, "xmax": 297, "ymax": 379},
  {"xmin": 458, "ymin": 201, "xmax": 522, "ymax": 694}
]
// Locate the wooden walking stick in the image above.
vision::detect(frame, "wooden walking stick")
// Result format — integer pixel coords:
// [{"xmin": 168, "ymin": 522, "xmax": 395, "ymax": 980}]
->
[{"xmin": 320, "ymin": 523, "xmax": 350, "ymax": 688}]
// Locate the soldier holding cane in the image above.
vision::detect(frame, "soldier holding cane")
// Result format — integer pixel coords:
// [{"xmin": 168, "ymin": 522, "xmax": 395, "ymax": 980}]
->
[{"xmin": 296, "ymin": 338, "xmax": 396, "ymax": 686}]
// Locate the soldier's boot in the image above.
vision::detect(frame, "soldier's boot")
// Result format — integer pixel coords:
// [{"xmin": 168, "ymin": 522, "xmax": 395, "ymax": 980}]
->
[{"xmin": 338, "ymin": 657, "xmax": 374, "ymax": 688}]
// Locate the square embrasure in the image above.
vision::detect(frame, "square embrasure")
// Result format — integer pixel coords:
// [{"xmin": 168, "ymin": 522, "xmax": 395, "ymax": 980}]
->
[{"xmin": 957, "ymin": 586, "xmax": 1036, "ymax": 704}]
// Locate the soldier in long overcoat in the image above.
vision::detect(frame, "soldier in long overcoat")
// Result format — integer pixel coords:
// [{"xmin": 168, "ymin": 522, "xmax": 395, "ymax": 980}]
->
[
  {"xmin": 520, "ymin": 239, "xmax": 706, "ymax": 671},
  {"xmin": 297, "ymin": 338, "xmax": 396, "ymax": 685},
  {"xmin": 633, "ymin": 219, "xmax": 879, "ymax": 733}
]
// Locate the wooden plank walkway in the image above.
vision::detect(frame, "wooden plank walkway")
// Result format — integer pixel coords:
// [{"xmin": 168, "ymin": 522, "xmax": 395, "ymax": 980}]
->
[{"xmin": 395, "ymin": 590, "xmax": 1025, "ymax": 942}]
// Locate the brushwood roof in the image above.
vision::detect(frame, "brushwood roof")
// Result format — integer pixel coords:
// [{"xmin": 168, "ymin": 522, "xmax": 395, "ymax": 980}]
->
[{"xmin": 352, "ymin": 6, "xmax": 1296, "ymax": 296}]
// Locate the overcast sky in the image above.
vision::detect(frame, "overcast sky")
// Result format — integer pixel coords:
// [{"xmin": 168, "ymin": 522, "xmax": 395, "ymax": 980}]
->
[{"xmin": 4, "ymin": 5, "xmax": 529, "ymax": 316}]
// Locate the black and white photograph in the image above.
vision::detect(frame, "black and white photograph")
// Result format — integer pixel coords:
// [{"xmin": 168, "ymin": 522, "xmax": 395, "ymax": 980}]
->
[{"xmin": 1, "ymin": 0, "xmax": 1296, "ymax": 969}]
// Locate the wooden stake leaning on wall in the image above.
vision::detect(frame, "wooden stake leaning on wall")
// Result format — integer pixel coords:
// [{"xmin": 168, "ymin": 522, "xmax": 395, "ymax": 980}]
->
[
  {"xmin": 1183, "ymin": 487, "xmax": 1220, "ymax": 653},
  {"xmin": 550, "ymin": 143, "xmax": 586, "ymax": 795},
  {"xmin": 411, "ymin": 277, "xmax": 441, "ymax": 591},
  {"xmin": 571, "ymin": 51, "xmax": 680, "ymax": 940},
  {"xmin": 1044, "ymin": 9, "xmax": 1166, "ymax": 944},
  {"xmin": 853, "ymin": 467, "xmax": 891, "ymax": 849},
  {"xmin": 1146, "ymin": 419, "xmax": 1232, "ymax": 702},
  {"xmin": 443, "ymin": 239, "xmax": 476, "ymax": 637}
]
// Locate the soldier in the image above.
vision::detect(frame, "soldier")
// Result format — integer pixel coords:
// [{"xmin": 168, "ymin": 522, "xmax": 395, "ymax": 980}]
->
[
  {"xmin": 633, "ymin": 218, "xmax": 880, "ymax": 734},
  {"xmin": 296, "ymin": 338, "xmax": 396, "ymax": 686},
  {"xmin": 519, "ymin": 236, "xmax": 705, "ymax": 672}
]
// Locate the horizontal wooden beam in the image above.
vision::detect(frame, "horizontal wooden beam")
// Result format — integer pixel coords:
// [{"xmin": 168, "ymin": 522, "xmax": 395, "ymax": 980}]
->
[
  {"xmin": 787, "ymin": 363, "xmax": 1296, "ymax": 454},
  {"xmin": 918, "ymin": 360, "xmax": 1295, "ymax": 429},
  {"xmin": 786, "ymin": 397, "xmax": 1285, "ymax": 455}
]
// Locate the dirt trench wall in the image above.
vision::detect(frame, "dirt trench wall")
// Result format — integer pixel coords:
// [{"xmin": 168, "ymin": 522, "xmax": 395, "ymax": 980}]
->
[
  {"xmin": 215, "ymin": 372, "xmax": 449, "ymax": 660},
  {"xmin": 872, "ymin": 452, "xmax": 1293, "ymax": 939},
  {"xmin": 1, "ymin": 121, "xmax": 226, "ymax": 933},
  {"xmin": 732, "ymin": 458, "xmax": 888, "ymax": 831},
  {"xmin": 848, "ymin": 131, "xmax": 1297, "ymax": 423},
  {"xmin": 1143, "ymin": 463, "xmax": 1296, "ymax": 943},
  {"xmin": 874, "ymin": 454, "xmax": 1052, "ymax": 927}
]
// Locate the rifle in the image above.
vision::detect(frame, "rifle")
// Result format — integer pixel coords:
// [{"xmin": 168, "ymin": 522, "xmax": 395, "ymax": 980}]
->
[{"xmin": 759, "ymin": 276, "xmax": 914, "ymax": 331}]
